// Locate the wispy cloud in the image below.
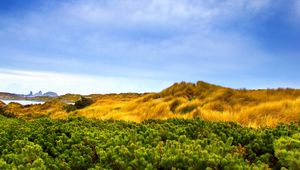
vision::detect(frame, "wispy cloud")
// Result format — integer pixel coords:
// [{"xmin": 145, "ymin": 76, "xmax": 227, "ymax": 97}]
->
[
  {"xmin": 296, "ymin": 0, "xmax": 300, "ymax": 16},
  {"xmin": 61, "ymin": 0, "xmax": 274, "ymax": 25}
]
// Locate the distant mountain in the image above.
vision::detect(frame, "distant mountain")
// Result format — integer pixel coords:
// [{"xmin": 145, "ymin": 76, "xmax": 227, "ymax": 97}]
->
[
  {"xmin": 0, "ymin": 91, "xmax": 58, "ymax": 99},
  {"xmin": 0, "ymin": 92, "xmax": 19, "ymax": 99},
  {"xmin": 33, "ymin": 91, "xmax": 43, "ymax": 97},
  {"xmin": 30, "ymin": 91, "xmax": 58, "ymax": 97},
  {"xmin": 43, "ymin": 92, "xmax": 58, "ymax": 97}
]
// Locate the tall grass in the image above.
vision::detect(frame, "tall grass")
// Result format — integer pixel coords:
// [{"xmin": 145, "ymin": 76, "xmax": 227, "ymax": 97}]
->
[{"xmin": 3, "ymin": 81, "xmax": 300, "ymax": 127}]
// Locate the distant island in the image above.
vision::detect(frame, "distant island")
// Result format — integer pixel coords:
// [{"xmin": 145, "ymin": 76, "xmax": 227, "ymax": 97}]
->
[
  {"xmin": 0, "ymin": 91, "xmax": 58, "ymax": 100},
  {"xmin": 22, "ymin": 91, "xmax": 58, "ymax": 98}
]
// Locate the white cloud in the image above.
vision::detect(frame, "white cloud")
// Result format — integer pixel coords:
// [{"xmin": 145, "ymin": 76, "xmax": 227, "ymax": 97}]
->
[{"xmin": 0, "ymin": 69, "xmax": 172, "ymax": 95}]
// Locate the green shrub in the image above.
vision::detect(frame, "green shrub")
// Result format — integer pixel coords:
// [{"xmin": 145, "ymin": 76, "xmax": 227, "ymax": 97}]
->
[
  {"xmin": 274, "ymin": 134, "xmax": 300, "ymax": 169},
  {"xmin": 0, "ymin": 116, "xmax": 299, "ymax": 169}
]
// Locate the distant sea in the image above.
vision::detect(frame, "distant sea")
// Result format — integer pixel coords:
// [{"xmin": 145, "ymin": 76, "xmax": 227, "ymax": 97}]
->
[{"xmin": 0, "ymin": 99, "xmax": 44, "ymax": 105}]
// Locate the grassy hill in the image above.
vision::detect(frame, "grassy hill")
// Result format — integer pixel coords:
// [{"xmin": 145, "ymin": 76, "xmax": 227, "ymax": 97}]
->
[
  {"xmin": 72, "ymin": 81, "xmax": 300, "ymax": 127},
  {"xmin": 0, "ymin": 92, "xmax": 19, "ymax": 99},
  {"xmin": 2, "ymin": 81, "xmax": 300, "ymax": 127}
]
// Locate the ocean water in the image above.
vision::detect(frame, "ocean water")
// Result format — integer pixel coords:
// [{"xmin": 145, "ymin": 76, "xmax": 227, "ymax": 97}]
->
[{"xmin": 0, "ymin": 99, "xmax": 45, "ymax": 105}]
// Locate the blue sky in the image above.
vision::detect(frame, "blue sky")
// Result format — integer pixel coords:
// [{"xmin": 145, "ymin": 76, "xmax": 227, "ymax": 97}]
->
[{"xmin": 0, "ymin": 0, "xmax": 300, "ymax": 94}]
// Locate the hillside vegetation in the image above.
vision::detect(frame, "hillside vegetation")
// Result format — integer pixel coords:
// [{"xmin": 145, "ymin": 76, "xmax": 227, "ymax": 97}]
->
[
  {"xmin": 2, "ymin": 81, "xmax": 300, "ymax": 127},
  {"xmin": 1, "ymin": 81, "xmax": 300, "ymax": 169}
]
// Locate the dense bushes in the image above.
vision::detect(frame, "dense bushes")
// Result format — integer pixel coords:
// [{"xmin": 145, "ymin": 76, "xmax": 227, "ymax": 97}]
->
[{"xmin": 0, "ymin": 115, "xmax": 299, "ymax": 169}]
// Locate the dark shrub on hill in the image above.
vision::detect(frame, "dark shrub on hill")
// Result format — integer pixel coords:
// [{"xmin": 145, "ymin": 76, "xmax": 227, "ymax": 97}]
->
[
  {"xmin": 75, "ymin": 97, "xmax": 93, "ymax": 109},
  {"xmin": 64, "ymin": 105, "xmax": 77, "ymax": 113}
]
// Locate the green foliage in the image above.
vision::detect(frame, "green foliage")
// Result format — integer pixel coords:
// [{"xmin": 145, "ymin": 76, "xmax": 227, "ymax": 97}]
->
[
  {"xmin": 274, "ymin": 133, "xmax": 300, "ymax": 169},
  {"xmin": 0, "ymin": 115, "xmax": 300, "ymax": 169}
]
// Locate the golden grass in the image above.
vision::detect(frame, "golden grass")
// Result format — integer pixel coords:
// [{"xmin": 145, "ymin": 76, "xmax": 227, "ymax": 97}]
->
[
  {"xmin": 70, "ymin": 96, "xmax": 300, "ymax": 127},
  {"xmin": 237, "ymin": 98, "xmax": 300, "ymax": 127},
  {"xmin": 2, "ymin": 81, "xmax": 300, "ymax": 127},
  {"xmin": 0, "ymin": 101, "xmax": 5, "ymax": 108},
  {"xmin": 3, "ymin": 101, "xmax": 68, "ymax": 120}
]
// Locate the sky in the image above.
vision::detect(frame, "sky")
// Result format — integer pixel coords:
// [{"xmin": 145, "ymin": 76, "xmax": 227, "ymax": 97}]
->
[{"xmin": 0, "ymin": 0, "xmax": 300, "ymax": 95}]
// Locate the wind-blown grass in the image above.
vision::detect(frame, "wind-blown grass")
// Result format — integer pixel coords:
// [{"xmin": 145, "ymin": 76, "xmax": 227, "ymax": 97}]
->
[{"xmin": 2, "ymin": 81, "xmax": 300, "ymax": 127}]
